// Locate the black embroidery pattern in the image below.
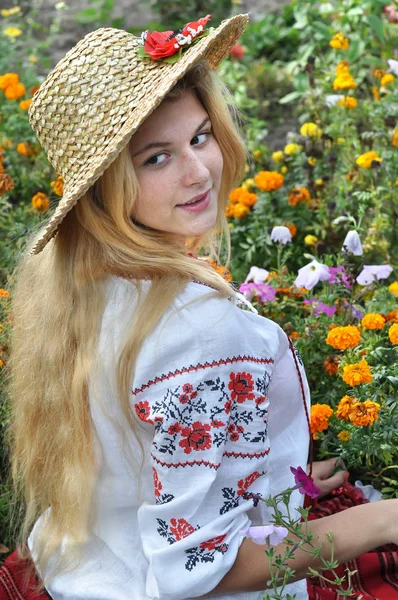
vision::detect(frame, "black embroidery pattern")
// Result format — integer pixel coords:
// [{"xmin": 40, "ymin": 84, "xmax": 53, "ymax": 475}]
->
[
  {"xmin": 156, "ymin": 517, "xmax": 229, "ymax": 571},
  {"xmin": 219, "ymin": 470, "xmax": 266, "ymax": 514},
  {"xmin": 134, "ymin": 369, "xmax": 272, "ymax": 463}
]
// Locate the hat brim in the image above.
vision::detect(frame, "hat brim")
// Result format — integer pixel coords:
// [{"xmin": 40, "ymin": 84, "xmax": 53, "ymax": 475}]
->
[{"xmin": 29, "ymin": 13, "xmax": 249, "ymax": 255}]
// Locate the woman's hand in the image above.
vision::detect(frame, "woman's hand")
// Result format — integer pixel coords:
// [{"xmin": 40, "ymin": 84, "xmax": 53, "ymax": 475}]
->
[{"xmin": 308, "ymin": 457, "xmax": 348, "ymax": 498}]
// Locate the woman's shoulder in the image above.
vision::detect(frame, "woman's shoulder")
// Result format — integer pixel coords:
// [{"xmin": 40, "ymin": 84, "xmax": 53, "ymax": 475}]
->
[{"xmin": 103, "ymin": 275, "xmax": 285, "ymax": 354}]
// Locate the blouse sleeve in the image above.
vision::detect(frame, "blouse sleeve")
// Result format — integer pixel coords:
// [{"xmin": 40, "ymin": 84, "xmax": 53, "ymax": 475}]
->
[{"xmin": 130, "ymin": 283, "xmax": 281, "ymax": 600}]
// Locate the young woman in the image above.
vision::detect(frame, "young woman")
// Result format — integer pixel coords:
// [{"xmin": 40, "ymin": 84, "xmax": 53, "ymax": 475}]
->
[{"xmin": 2, "ymin": 12, "xmax": 397, "ymax": 600}]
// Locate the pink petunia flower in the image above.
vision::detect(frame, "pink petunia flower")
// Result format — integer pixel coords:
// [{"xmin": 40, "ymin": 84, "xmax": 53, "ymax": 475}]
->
[
  {"xmin": 290, "ymin": 466, "xmax": 320, "ymax": 498},
  {"xmin": 240, "ymin": 524, "xmax": 288, "ymax": 546}
]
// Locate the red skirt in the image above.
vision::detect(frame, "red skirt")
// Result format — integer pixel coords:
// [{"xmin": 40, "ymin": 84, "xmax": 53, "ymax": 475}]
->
[
  {"xmin": 1, "ymin": 486, "xmax": 397, "ymax": 599},
  {"xmin": 306, "ymin": 483, "xmax": 398, "ymax": 599}
]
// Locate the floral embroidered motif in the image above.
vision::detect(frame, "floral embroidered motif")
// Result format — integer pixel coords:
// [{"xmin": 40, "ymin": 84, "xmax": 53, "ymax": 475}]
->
[
  {"xmin": 153, "ymin": 468, "xmax": 162, "ymax": 497},
  {"xmin": 228, "ymin": 372, "xmax": 255, "ymax": 403},
  {"xmin": 237, "ymin": 471, "xmax": 262, "ymax": 496},
  {"xmin": 220, "ymin": 470, "xmax": 265, "ymax": 514},
  {"xmin": 170, "ymin": 518, "xmax": 195, "ymax": 541},
  {"xmin": 156, "ymin": 517, "xmax": 229, "ymax": 571},
  {"xmin": 179, "ymin": 421, "xmax": 212, "ymax": 454},
  {"xmin": 132, "ymin": 355, "xmax": 274, "ymax": 395},
  {"xmin": 136, "ymin": 368, "xmax": 271, "ymax": 462},
  {"xmin": 135, "ymin": 400, "xmax": 153, "ymax": 423}
]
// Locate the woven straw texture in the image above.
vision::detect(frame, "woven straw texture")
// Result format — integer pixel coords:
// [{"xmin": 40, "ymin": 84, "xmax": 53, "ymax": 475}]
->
[{"xmin": 27, "ymin": 13, "xmax": 249, "ymax": 255}]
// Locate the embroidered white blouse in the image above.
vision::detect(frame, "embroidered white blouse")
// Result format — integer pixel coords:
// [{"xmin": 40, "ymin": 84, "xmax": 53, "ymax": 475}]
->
[{"xmin": 29, "ymin": 275, "xmax": 310, "ymax": 600}]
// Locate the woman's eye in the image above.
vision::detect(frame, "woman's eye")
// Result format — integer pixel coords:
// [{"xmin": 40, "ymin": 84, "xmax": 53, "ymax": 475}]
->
[
  {"xmin": 191, "ymin": 131, "xmax": 211, "ymax": 145},
  {"xmin": 145, "ymin": 152, "xmax": 167, "ymax": 167}
]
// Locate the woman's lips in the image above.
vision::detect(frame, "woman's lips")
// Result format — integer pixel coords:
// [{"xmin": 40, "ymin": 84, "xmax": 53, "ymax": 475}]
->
[{"xmin": 177, "ymin": 190, "xmax": 211, "ymax": 212}]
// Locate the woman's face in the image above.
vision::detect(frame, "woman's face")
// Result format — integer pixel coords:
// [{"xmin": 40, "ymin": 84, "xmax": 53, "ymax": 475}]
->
[{"xmin": 130, "ymin": 89, "xmax": 224, "ymax": 243}]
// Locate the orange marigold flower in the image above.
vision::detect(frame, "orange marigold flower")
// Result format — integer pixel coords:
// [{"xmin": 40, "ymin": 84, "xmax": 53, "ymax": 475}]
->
[
  {"xmin": 17, "ymin": 142, "xmax": 36, "ymax": 157},
  {"xmin": 0, "ymin": 72, "xmax": 19, "ymax": 90},
  {"xmin": 338, "ymin": 430, "xmax": 350, "ymax": 442},
  {"xmin": 381, "ymin": 73, "xmax": 395, "ymax": 86},
  {"xmin": 372, "ymin": 87, "xmax": 380, "ymax": 102},
  {"xmin": 385, "ymin": 309, "xmax": 398, "ymax": 323},
  {"xmin": 372, "ymin": 68, "xmax": 385, "ymax": 79},
  {"xmin": 336, "ymin": 395, "xmax": 356, "ymax": 421},
  {"xmin": 229, "ymin": 187, "xmax": 258, "ymax": 207},
  {"xmin": 254, "ymin": 170, "xmax": 284, "ymax": 192},
  {"xmin": 289, "ymin": 331, "xmax": 299, "ymax": 339},
  {"xmin": 30, "ymin": 85, "xmax": 41, "ymax": 97},
  {"xmin": 0, "ymin": 173, "xmax": 14, "ymax": 195},
  {"xmin": 50, "ymin": 174, "xmax": 64, "ymax": 197},
  {"xmin": 285, "ymin": 222, "xmax": 297, "ymax": 237},
  {"xmin": 342, "ymin": 358, "xmax": 373, "ymax": 386},
  {"xmin": 349, "ymin": 400, "xmax": 380, "ymax": 427},
  {"xmin": 287, "ymin": 187, "xmax": 310, "ymax": 206},
  {"xmin": 4, "ymin": 82, "xmax": 26, "ymax": 100},
  {"xmin": 19, "ymin": 99, "xmax": 32, "ymax": 110},
  {"xmin": 361, "ymin": 313, "xmax": 385, "ymax": 330},
  {"xmin": 310, "ymin": 403, "xmax": 333, "ymax": 439},
  {"xmin": 0, "ymin": 289, "xmax": 10, "ymax": 298},
  {"xmin": 388, "ymin": 323, "xmax": 398, "ymax": 344},
  {"xmin": 388, "ymin": 281, "xmax": 398, "ymax": 296},
  {"xmin": 326, "ymin": 325, "xmax": 361, "ymax": 350},
  {"xmin": 32, "ymin": 192, "xmax": 50, "ymax": 213},
  {"xmin": 324, "ymin": 355, "xmax": 339, "ymax": 376},
  {"xmin": 338, "ymin": 96, "xmax": 357, "ymax": 109}
]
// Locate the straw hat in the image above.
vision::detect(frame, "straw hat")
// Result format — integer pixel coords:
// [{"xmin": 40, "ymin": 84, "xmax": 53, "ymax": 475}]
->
[{"xmin": 27, "ymin": 13, "xmax": 249, "ymax": 255}]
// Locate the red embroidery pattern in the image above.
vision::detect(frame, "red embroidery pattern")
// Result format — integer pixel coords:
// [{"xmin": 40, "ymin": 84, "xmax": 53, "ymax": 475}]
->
[
  {"xmin": 135, "ymin": 400, "xmax": 153, "ymax": 423},
  {"xmin": 179, "ymin": 422, "xmax": 212, "ymax": 454},
  {"xmin": 220, "ymin": 470, "xmax": 266, "ymax": 514},
  {"xmin": 132, "ymin": 355, "xmax": 274, "ymax": 395},
  {"xmin": 222, "ymin": 448, "xmax": 270, "ymax": 459},
  {"xmin": 200, "ymin": 534, "xmax": 227, "ymax": 551},
  {"xmin": 237, "ymin": 471, "xmax": 261, "ymax": 496},
  {"xmin": 170, "ymin": 518, "xmax": 195, "ymax": 541},
  {"xmin": 151, "ymin": 454, "xmax": 221, "ymax": 470},
  {"xmin": 153, "ymin": 468, "xmax": 162, "ymax": 498},
  {"xmin": 156, "ymin": 517, "xmax": 229, "ymax": 571},
  {"xmin": 228, "ymin": 372, "xmax": 255, "ymax": 403}
]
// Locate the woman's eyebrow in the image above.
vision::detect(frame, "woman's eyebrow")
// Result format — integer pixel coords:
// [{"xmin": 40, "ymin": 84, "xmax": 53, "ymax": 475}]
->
[{"xmin": 132, "ymin": 117, "xmax": 211, "ymax": 158}]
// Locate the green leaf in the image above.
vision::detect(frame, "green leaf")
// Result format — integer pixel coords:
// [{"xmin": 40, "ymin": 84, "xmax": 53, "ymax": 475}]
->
[
  {"xmin": 367, "ymin": 15, "xmax": 385, "ymax": 42},
  {"xmin": 311, "ymin": 21, "xmax": 332, "ymax": 39},
  {"xmin": 278, "ymin": 91, "xmax": 302, "ymax": 105},
  {"xmin": 162, "ymin": 48, "xmax": 183, "ymax": 64}
]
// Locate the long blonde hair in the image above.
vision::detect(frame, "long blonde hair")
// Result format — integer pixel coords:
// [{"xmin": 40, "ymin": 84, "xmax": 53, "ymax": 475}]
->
[{"xmin": 8, "ymin": 60, "xmax": 247, "ymax": 578}]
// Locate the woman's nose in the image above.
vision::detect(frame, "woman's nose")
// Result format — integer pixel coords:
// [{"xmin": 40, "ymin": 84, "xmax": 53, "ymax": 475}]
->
[{"xmin": 180, "ymin": 148, "xmax": 210, "ymax": 188}]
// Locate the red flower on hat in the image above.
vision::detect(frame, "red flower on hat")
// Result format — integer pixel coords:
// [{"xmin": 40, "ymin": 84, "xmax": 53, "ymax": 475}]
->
[
  {"xmin": 180, "ymin": 14, "xmax": 211, "ymax": 38},
  {"xmin": 140, "ymin": 14, "xmax": 212, "ymax": 62},
  {"xmin": 143, "ymin": 30, "xmax": 179, "ymax": 60}
]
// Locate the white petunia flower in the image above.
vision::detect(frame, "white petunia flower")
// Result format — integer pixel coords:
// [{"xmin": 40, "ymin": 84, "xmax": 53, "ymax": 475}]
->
[
  {"xmin": 325, "ymin": 94, "xmax": 344, "ymax": 107},
  {"xmin": 244, "ymin": 266, "xmax": 269, "ymax": 284},
  {"xmin": 270, "ymin": 225, "xmax": 292, "ymax": 245},
  {"xmin": 356, "ymin": 264, "xmax": 393, "ymax": 286},
  {"xmin": 342, "ymin": 230, "xmax": 363, "ymax": 256},
  {"xmin": 387, "ymin": 59, "xmax": 398, "ymax": 77},
  {"xmin": 294, "ymin": 260, "xmax": 330, "ymax": 290}
]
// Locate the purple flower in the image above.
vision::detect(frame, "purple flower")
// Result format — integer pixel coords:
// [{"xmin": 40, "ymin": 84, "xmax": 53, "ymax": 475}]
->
[
  {"xmin": 342, "ymin": 300, "xmax": 364, "ymax": 320},
  {"xmin": 290, "ymin": 466, "xmax": 321, "ymax": 499},
  {"xmin": 328, "ymin": 266, "xmax": 351, "ymax": 289},
  {"xmin": 304, "ymin": 298, "xmax": 336, "ymax": 317},
  {"xmin": 239, "ymin": 282, "xmax": 277, "ymax": 303},
  {"xmin": 342, "ymin": 231, "xmax": 363, "ymax": 256},
  {"xmin": 240, "ymin": 525, "xmax": 288, "ymax": 546},
  {"xmin": 294, "ymin": 260, "xmax": 330, "ymax": 291},
  {"xmin": 356, "ymin": 265, "xmax": 393, "ymax": 286}
]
